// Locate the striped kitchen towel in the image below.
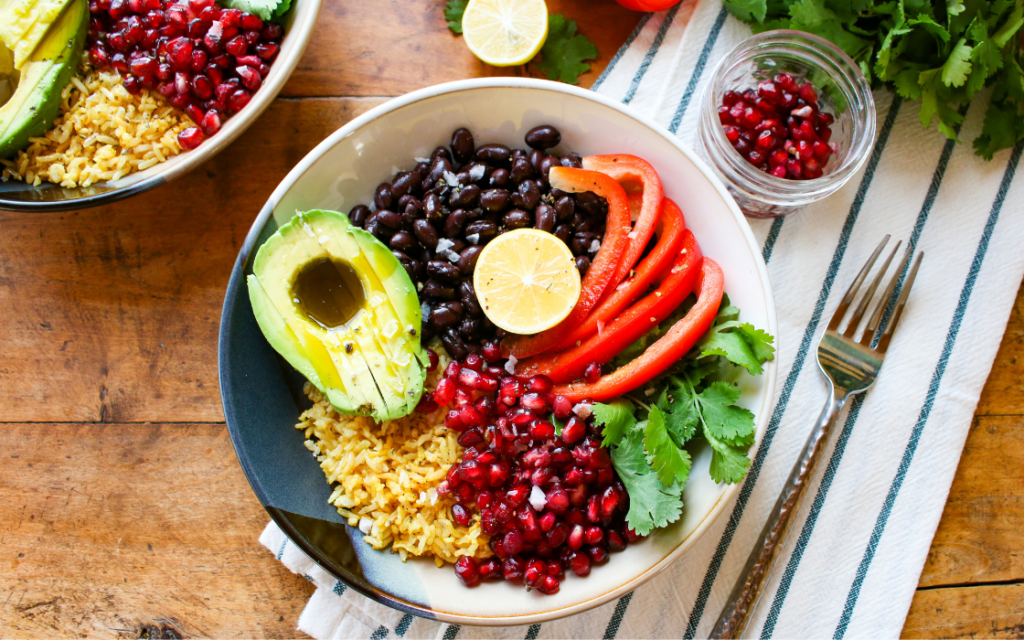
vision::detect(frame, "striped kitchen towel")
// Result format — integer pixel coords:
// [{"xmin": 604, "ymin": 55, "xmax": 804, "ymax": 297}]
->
[{"xmin": 261, "ymin": 1, "xmax": 1024, "ymax": 637}]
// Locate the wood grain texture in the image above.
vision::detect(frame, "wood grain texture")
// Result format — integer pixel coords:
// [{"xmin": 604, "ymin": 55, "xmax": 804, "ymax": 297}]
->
[
  {"xmin": 0, "ymin": 97, "xmax": 385, "ymax": 424},
  {"xmin": 903, "ymin": 584, "xmax": 1024, "ymax": 639},
  {"xmin": 0, "ymin": 423, "xmax": 315, "ymax": 639},
  {"xmin": 279, "ymin": 0, "xmax": 645, "ymax": 98}
]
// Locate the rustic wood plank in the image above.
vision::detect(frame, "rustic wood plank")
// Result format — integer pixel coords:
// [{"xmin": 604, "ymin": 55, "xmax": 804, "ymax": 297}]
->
[
  {"xmin": 975, "ymin": 281, "xmax": 1024, "ymax": 417},
  {"xmin": 903, "ymin": 583, "xmax": 1024, "ymax": 639},
  {"xmin": 918, "ymin": 415, "xmax": 1024, "ymax": 588},
  {"xmin": 279, "ymin": 0, "xmax": 647, "ymax": 98},
  {"xmin": 0, "ymin": 422, "xmax": 315, "ymax": 639},
  {"xmin": 0, "ymin": 97, "xmax": 386, "ymax": 424}
]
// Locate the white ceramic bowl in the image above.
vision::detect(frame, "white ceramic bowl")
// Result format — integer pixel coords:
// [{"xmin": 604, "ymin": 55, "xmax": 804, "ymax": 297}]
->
[
  {"xmin": 220, "ymin": 77, "xmax": 778, "ymax": 625},
  {"xmin": 0, "ymin": 0, "xmax": 322, "ymax": 211}
]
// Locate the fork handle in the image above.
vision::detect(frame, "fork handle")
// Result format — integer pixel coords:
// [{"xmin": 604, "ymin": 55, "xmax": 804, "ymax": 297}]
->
[{"xmin": 709, "ymin": 386, "xmax": 849, "ymax": 639}]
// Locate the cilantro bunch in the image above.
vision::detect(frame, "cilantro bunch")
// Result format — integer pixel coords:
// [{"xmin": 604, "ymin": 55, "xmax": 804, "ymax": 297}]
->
[
  {"xmin": 591, "ymin": 297, "xmax": 775, "ymax": 535},
  {"xmin": 722, "ymin": 0, "xmax": 1024, "ymax": 159},
  {"xmin": 443, "ymin": 1, "xmax": 600, "ymax": 85}
]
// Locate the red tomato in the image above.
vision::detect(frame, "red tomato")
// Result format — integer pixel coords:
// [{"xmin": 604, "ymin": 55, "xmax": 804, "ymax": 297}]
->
[{"xmin": 614, "ymin": 0, "xmax": 682, "ymax": 11}]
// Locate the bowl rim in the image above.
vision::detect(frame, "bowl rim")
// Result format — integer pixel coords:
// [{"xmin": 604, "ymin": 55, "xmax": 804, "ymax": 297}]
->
[
  {"xmin": 0, "ymin": 0, "xmax": 323, "ymax": 212},
  {"xmin": 220, "ymin": 76, "xmax": 779, "ymax": 626}
]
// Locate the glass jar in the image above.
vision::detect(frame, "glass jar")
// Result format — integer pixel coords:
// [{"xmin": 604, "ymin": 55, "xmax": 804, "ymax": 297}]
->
[{"xmin": 696, "ymin": 30, "xmax": 876, "ymax": 218}]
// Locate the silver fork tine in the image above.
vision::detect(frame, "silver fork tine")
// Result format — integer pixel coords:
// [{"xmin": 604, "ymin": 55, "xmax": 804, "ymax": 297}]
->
[
  {"xmin": 875, "ymin": 251, "xmax": 923, "ymax": 353},
  {"xmin": 843, "ymin": 240, "xmax": 901, "ymax": 339},
  {"xmin": 827, "ymin": 235, "xmax": 890, "ymax": 332},
  {"xmin": 861, "ymin": 244, "xmax": 912, "ymax": 346}
]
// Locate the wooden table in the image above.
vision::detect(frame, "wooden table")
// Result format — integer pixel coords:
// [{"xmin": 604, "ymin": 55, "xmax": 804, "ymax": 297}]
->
[{"xmin": 1, "ymin": 1, "xmax": 1021, "ymax": 637}]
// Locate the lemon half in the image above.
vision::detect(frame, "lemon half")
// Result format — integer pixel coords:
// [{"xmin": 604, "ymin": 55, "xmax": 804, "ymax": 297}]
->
[
  {"xmin": 473, "ymin": 228, "xmax": 581, "ymax": 335},
  {"xmin": 461, "ymin": 0, "xmax": 549, "ymax": 67}
]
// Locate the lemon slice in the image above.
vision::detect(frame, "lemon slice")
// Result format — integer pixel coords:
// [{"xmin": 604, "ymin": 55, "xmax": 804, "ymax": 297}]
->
[
  {"xmin": 461, "ymin": 0, "xmax": 549, "ymax": 67},
  {"xmin": 473, "ymin": 228, "xmax": 581, "ymax": 335}
]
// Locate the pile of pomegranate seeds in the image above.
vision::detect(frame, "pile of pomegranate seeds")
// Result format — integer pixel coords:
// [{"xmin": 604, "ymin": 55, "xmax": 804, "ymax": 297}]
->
[
  {"xmin": 86, "ymin": 0, "xmax": 284, "ymax": 150},
  {"xmin": 420, "ymin": 347, "xmax": 643, "ymax": 594},
  {"xmin": 718, "ymin": 73, "xmax": 836, "ymax": 180}
]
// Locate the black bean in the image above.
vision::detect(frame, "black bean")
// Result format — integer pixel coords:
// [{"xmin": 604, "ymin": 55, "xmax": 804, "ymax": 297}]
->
[
  {"xmin": 561, "ymin": 152, "xmax": 583, "ymax": 168},
  {"xmin": 458, "ymin": 245, "xmax": 483, "ymax": 276},
  {"xmin": 576, "ymin": 190, "xmax": 608, "ymax": 217},
  {"xmin": 423, "ymin": 280, "xmax": 456, "ymax": 300},
  {"xmin": 348, "ymin": 204, "xmax": 370, "ymax": 227},
  {"xmin": 444, "ymin": 300, "xmax": 465, "ymax": 317},
  {"xmin": 464, "ymin": 219, "xmax": 498, "ymax": 241},
  {"xmin": 554, "ymin": 195, "xmax": 575, "ymax": 221},
  {"xmin": 459, "ymin": 318, "xmax": 480, "ymax": 338},
  {"xmin": 553, "ymin": 224, "xmax": 572, "ymax": 243},
  {"xmin": 455, "ymin": 170, "xmax": 473, "ymax": 186},
  {"xmin": 451, "ymin": 127, "xmax": 475, "ymax": 164},
  {"xmin": 575, "ymin": 255, "xmax": 591, "ymax": 275},
  {"xmin": 413, "ymin": 219, "xmax": 439, "ymax": 249},
  {"xmin": 374, "ymin": 183, "xmax": 394, "ymax": 211},
  {"xmin": 427, "ymin": 259, "xmax": 461, "ymax": 282},
  {"xmin": 572, "ymin": 232, "xmax": 600, "ymax": 255},
  {"xmin": 441, "ymin": 329, "xmax": 469, "ymax": 359},
  {"xmin": 450, "ymin": 183, "xmax": 481, "ymax": 208},
  {"xmin": 365, "ymin": 218, "xmax": 393, "ymax": 242},
  {"xmin": 392, "ymin": 171, "xmax": 415, "ymax": 199},
  {"xmin": 464, "ymin": 206, "xmax": 482, "ymax": 221},
  {"xmin": 428, "ymin": 156, "xmax": 452, "ymax": 185},
  {"xmin": 509, "ymin": 157, "xmax": 534, "ymax": 184},
  {"xmin": 389, "ymin": 231, "xmax": 417, "ymax": 251},
  {"xmin": 430, "ymin": 146, "xmax": 452, "ymax": 164},
  {"xmin": 538, "ymin": 156, "xmax": 559, "ymax": 184},
  {"xmin": 528, "ymin": 148, "xmax": 545, "ymax": 171},
  {"xmin": 411, "ymin": 161, "xmax": 430, "ymax": 184},
  {"xmin": 494, "ymin": 327, "xmax": 509, "ymax": 340},
  {"xmin": 460, "ymin": 281, "xmax": 483, "ymax": 316},
  {"xmin": 535, "ymin": 204, "xmax": 556, "ymax": 232},
  {"xmin": 444, "ymin": 209, "xmax": 468, "ymax": 237},
  {"xmin": 375, "ymin": 209, "xmax": 402, "ymax": 229},
  {"xmin": 397, "ymin": 194, "xmax": 418, "ymax": 212},
  {"xmin": 449, "ymin": 238, "xmax": 467, "ymax": 254},
  {"xmin": 464, "ymin": 161, "xmax": 491, "ymax": 183},
  {"xmin": 525, "ymin": 124, "xmax": 561, "ymax": 150},
  {"xmin": 430, "ymin": 306, "xmax": 460, "ymax": 329},
  {"xmin": 503, "ymin": 208, "xmax": 532, "ymax": 229},
  {"xmin": 480, "ymin": 188, "xmax": 511, "ymax": 212},
  {"xmin": 511, "ymin": 148, "xmax": 527, "ymax": 161},
  {"xmin": 424, "ymin": 192, "xmax": 444, "ymax": 221},
  {"xmin": 576, "ymin": 217, "xmax": 598, "ymax": 233},
  {"xmin": 475, "ymin": 143, "xmax": 512, "ymax": 163},
  {"xmin": 399, "ymin": 260, "xmax": 417, "ymax": 281},
  {"xmin": 518, "ymin": 180, "xmax": 541, "ymax": 209}
]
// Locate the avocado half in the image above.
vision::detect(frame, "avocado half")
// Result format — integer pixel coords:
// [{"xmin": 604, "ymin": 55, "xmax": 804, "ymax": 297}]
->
[
  {"xmin": 248, "ymin": 209, "xmax": 429, "ymax": 422},
  {"xmin": 0, "ymin": 0, "xmax": 87, "ymax": 159}
]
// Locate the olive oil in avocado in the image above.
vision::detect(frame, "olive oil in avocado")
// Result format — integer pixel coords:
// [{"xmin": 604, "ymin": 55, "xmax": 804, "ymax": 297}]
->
[{"xmin": 291, "ymin": 257, "xmax": 366, "ymax": 330}]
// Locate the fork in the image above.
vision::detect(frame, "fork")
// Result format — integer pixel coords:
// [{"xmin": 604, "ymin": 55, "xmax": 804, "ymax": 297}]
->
[{"xmin": 709, "ymin": 235, "xmax": 924, "ymax": 639}]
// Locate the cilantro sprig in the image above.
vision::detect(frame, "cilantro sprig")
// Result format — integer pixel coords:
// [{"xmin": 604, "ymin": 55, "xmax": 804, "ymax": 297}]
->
[
  {"xmin": 218, "ymin": 0, "xmax": 290, "ymax": 21},
  {"xmin": 721, "ymin": 0, "xmax": 1024, "ymax": 159},
  {"xmin": 593, "ymin": 296, "xmax": 774, "ymax": 536},
  {"xmin": 442, "ymin": 6, "xmax": 599, "ymax": 85}
]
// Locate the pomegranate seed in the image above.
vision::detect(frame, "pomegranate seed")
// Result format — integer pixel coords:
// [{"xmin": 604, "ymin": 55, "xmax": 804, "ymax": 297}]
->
[
  {"xmin": 479, "ymin": 341, "xmax": 501, "ymax": 362},
  {"xmin": 457, "ymin": 427, "xmax": 483, "ymax": 447},
  {"xmin": 477, "ymin": 490, "xmax": 494, "ymax": 509},
  {"xmin": 191, "ymin": 73, "xmax": 213, "ymax": 99},
  {"xmin": 444, "ymin": 409, "xmax": 463, "ymax": 431},
  {"xmin": 168, "ymin": 92, "xmax": 190, "ymax": 108},
  {"xmin": 503, "ymin": 529, "xmax": 524, "ymax": 555},
  {"xmin": 454, "ymin": 556, "xmax": 480, "ymax": 587},
  {"xmin": 433, "ymin": 377, "xmax": 456, "ymax": 405},
  {"xmin": 586, "ymin": 495, "xmax": 600, "ymax": 523},
  {"xmin": 415, "ymin": 393, "xmax": 439, "ymax": 414},
  {"xmin": 219, "ymin": 6, "xmax": 241, "ymax": 26},
  {"xmin": 444, "ymin": 361, "xmax": 461, "ymax": 379},
  {"xmin": 552, "ymin": 395, "xmax": 572, "ymax": 419},
  {"xmin": 203, "ymin": 20, "xmax": 224, "ymax": 50},
  {"xmin": 520, "ymin": 392, "xmax": 548, "ymax": 412},
  {"xmin": 503, "ymin": 556, "xmax": 525, "ymax": 580},
  {"xmin": 240, "ymin": 11, "xmax": 262, "ymax": 30},
  {"xmin": 524, "ymin": 559, "xmax": 546, "ymax": 587},
  {"xmin": 565, "ymin": 467, "xmax": 584, "ymax": 487},
  {"xmin": 262, "ymin": 22, "xmax": 283, "ymax": 39},
  {"xmin": 451, "ymin": 503, "xmax": 471, "ymax": 526},
  {"xmin": 478, "ymin": 557, "xmax": 501, "ymax": 580},
  {"xmin": 425, "ymin": 348, "xmax": 439, "ymax": 370},
  {"xmin": 569, "ymin": 524, "xmax": 585, "ymax": 548},
  {"xmin": 123, "ymin": 74, "xmax": 141, "ymax": 94},
  {"xmin": 570, "ymin": 551, "xmax": 591, "ymax": 576},
  {"xmin": 587, "ymin": 544, "xmax": 609, "ymax": 564},
  {"xmin": 539, "ymin": 511, "xmax": 556, "ymax": 532},
  {"xmin": 487, "ymin": 461, "xmax": 509, "ymax": 487},
  {"xmin": 255, "ymin": 40, "xmax": 278, "ymax": 60},
  {"xmin": 531, "ymin": 467, "xmax": 553, "ymax": 487},
  {"xmin": 583, "ymin": 362, "xmax": 601, "ymax": 384},
  {"xmin": 770, "ymin": 165, "xmax": 788, "ymax": 178},
  {"xmin": 527, "ymin": 375, "xmax": 553, "ymax": 393},
  {"xmin": 757, "ymin": 80, "xmax": 780, "ymax": 103},
  {"xmin": 566, "ymin": 506, "xmax": 585, "ymax": 525},
  {"xmin": 584, "ymin": 526, "xmax": 604, "ymax": 545},
  {"xmin": 799, "ymin": 83, "xmax": 818, "ymax": 103},
  {"xmin": 741, "ymin": 107, "xmax": 762, "ymax": 128},
  {"xmin": 529, "ymin": 420, "xmax": 555, "ymax": 440},
  {"xmin": 235, "ymin": 53, "xmax": 261, "ymax": 66},
  {"xmin": 545, "ymin": 488, "xmax": 569, "ymax": 513},
  {"xmin": 600, "ymin": 486, "xmax": 620, "ymax": 516},
  {"xmin": 506, "ymin": 484, "xmax": 529, "ymax": 507},
  {"xmin": 786, "ymin": 158, "xmax": 803, "ymax": 178},
  {"xmin": 607, "ymin": 530, "xmax": 627, "ymax": 551},
  {"xmin": 199, "ymin": 108, "xmax": 220, "ymax": 135}
]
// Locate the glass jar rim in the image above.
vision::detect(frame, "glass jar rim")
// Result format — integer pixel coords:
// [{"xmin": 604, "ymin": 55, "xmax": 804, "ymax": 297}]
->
[{"xmin": 701, "ymin": 29, "xmax": 877, "ymax": 205}]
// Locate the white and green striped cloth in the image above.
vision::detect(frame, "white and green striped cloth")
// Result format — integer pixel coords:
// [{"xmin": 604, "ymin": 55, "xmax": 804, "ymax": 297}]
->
[{"xmin": 262, "ymin": 1, "xmax": 1024, "ymax": 636}]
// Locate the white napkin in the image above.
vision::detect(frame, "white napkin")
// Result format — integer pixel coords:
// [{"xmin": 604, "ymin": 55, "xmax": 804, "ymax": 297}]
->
[{"xmin": 262, "ymin": 2, "xmax": 1024, "ymax": 637}]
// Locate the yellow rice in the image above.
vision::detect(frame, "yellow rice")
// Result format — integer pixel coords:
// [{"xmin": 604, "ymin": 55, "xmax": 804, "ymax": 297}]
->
[
  {"xmin": 0, "ymin": 65, "xmax": 194, "ymax": 188},
  {"xmin": 297, "ymin": 360, "xmax": 491, "ymax": 566}
]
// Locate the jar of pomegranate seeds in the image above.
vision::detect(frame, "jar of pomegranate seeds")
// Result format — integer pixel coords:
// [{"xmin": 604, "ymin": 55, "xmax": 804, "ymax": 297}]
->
[{"xmin": 696, "ymin": 30, "xmax": 875, "ymax": 217}]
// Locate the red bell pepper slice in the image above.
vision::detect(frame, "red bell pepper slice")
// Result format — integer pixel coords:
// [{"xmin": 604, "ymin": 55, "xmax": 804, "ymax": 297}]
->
[
  {"xmin": 519, "ymin": 230, "xmax": 702, "ymax": 384},
  {"xmin": 503, "ymin": 167, "xmax": 632, "ymax": 359},
  {"xmin": 582, "ymin": 154, "xmax": 664, "ymax": 290},
  {"xmin": 554, "ymin": 197, "xmax": 687, "ymax": 351},
  {"xmin": 551, "ymin": 258, "xmax": 725, "ymax": 402}
]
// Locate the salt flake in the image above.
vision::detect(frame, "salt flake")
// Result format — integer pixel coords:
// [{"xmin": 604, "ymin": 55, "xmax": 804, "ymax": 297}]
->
[
  {"xmin": 529, "ymin": 485, "xmax": 547, "ymax": 511},
  {"xmin": 468, "ymin": 164, "xmax": 486, "ymax": 181},
  {"xmin": 358, "ymin": 517, "xmax": 373, "ymax": 534},
  {"xmin": 415, "ymin": 156, "xmax": 431, "ymax": 164},
  {"xmin": 589, "ymin": 239, "xmax": 601, "ymax": 253},
  {"xmin": 573, "ymin": 402, "xmax": 593, "ymax": 419},
  {"xmin": 627, "ymin": 231, "xmax": 638, "ymax": 239},
  {"xmin": 443, "ymin": 170, "xmax": 460, "ymax": 188},
  {"xmin": 505, "ymin": 355, "xmax": 518, "ymax": 375},
  {"xmin": 445, "ymin": 250, "xmax": 461, "ymax": 263},
  {"xmin": 436, "ymin": 238, "xmax": 455, "ymax": 253},
  {"xmin": 466, "ymin": 233, "xmax": 480, "ymax": 245}
]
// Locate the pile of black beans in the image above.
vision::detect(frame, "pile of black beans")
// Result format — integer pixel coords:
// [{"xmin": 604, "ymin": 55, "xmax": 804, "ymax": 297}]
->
[{"xmin": 347, "ymin": 125, "xmax": 609, "ymax": 359}]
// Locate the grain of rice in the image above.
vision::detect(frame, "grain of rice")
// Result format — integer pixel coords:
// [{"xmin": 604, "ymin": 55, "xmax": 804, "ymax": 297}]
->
[
  {"xmin": 296, "ymin": 351, "xmax": 490, "ymax": 566},
  {"xmin": 0, "ymin": 65, "xmax": 194, "ymax": 188}
]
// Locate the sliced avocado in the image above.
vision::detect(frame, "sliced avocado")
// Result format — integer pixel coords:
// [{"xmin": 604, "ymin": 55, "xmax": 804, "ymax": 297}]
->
[
  {"xmin": 253, "ymin": 214, "xmax": 377, "ymax": 416},
  {"xmin": 250, "ymin": 210, "xmax": 427, "ymax": 422},
  {"xmin": 301, "ymin": 209, "xmax": 428, "ymax": 412},
  {"xmin": 0, "ymin": 0, "xmax": 74, "ymax": 70},
  {"xmin": 0, "ymin": 0, "xmax": 86, "ymax": 159}
]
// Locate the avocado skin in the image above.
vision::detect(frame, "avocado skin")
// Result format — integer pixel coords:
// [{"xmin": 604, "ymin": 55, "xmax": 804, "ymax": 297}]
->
[
  {"xmin": 0, "ymin": 0, "xmax": 87, "ymax": 159},
  {"xmin": 249, "ymin": 209, "xmax": 427, "ymax": 422}
]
